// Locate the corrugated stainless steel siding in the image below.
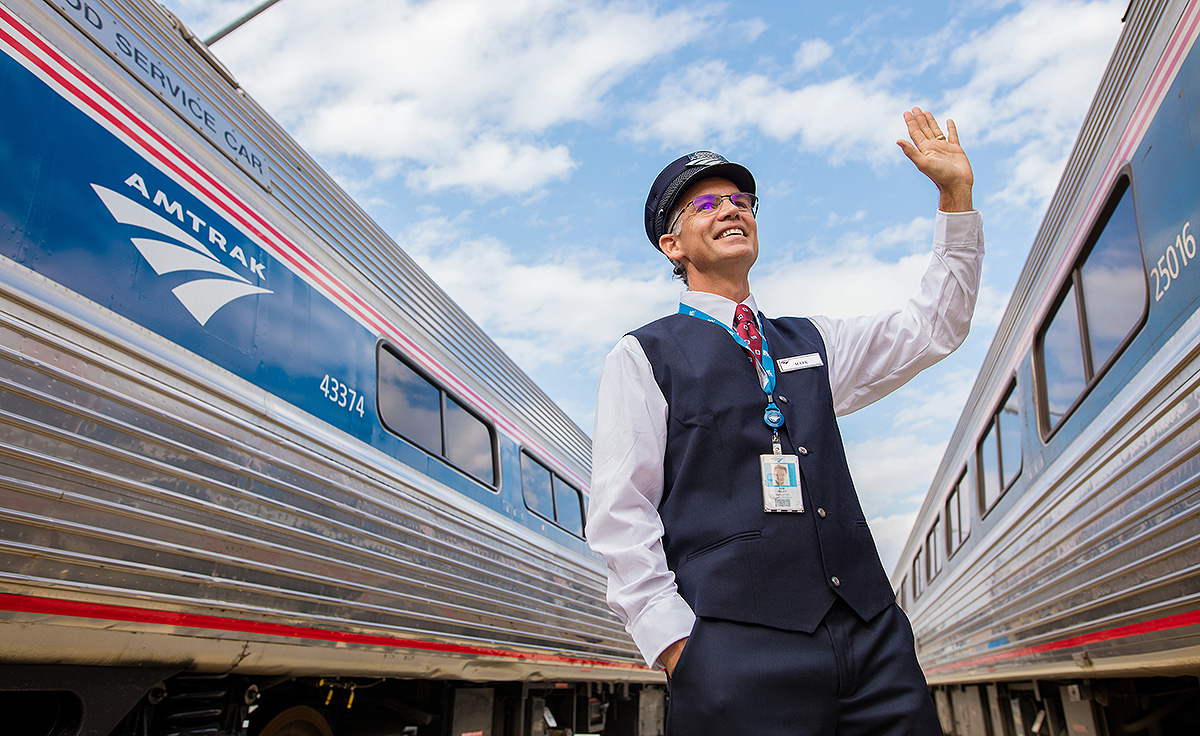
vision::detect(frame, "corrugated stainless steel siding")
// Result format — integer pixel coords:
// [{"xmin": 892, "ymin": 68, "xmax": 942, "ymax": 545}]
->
[{"xmin": 0, "ymin": 268, "xmax": 639, "ymax": 672}]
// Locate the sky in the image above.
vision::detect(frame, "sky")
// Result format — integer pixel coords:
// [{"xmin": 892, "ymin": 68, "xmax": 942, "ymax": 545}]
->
[{"xmin": 164, "ymin": 0, "xmax": 1128, "ymax": 572}]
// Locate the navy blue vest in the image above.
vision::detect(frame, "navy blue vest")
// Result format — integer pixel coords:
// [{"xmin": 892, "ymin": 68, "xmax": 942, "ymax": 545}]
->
[{"xmin": 631, "ymin": 312, "xmax": 894, "ymax": 633}]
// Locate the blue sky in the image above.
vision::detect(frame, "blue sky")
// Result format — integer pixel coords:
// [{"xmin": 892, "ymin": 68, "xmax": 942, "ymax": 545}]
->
[{"xmin": 166, "ymin": 0, "xmax": 1127, "ymax": 571}]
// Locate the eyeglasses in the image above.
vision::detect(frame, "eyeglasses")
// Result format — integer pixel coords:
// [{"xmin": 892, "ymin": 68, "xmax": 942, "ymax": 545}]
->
[{"xmin": 669, "ymin": 192, "xmax": 758, "ymax": 232}]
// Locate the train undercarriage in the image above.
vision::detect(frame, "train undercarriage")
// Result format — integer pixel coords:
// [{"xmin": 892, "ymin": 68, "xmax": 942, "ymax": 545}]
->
[
  {"xmin": 2, "ymin": 667, "xmax": 666, "ymax": 736},
  {"xmin": 932, "ymin": 675, "xmax": 1200, "ymax": 736}
]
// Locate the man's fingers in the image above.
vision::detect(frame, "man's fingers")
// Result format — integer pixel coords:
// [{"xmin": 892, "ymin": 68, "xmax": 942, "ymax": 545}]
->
[
  {"xmin": 896, "ymin": 138, "xmax": 922, "ymax": 165},
  {"xmin": 904, "ymin": 108, "xmax": 929, "ymax": 145},
  {"xmin": 924, "ymin": 110, "xmax": 945, "ymax": 142},
  {"xmin": 946, "ymin": 119, "xmax": 960, "ymax": 146},
  {"xmin": 906, "ymin": 107, "xmax": 952, "ymax": 147}
]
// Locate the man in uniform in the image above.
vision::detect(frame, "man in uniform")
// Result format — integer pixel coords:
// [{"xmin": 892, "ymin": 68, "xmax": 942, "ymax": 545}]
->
[{"xmin": 586, "ymin": 108, "xmax": 982, "ymax": 735}]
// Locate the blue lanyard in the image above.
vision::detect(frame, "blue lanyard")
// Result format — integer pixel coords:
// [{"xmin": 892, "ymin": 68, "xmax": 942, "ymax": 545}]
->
[{"xmin": 678, "ymin": 303, "xmax": 785, "ymax": 430}]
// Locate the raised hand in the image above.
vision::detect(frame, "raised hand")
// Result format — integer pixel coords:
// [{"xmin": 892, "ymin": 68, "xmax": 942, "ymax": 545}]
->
[{"xmin": 897, "ymin": 107, "xmax": 974, "ymax": 212}]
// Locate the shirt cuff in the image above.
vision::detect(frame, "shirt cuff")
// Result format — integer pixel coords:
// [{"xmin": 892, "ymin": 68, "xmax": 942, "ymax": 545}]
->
[
  {"xmin": 935, "ymin": 209, "xmax": 982, "ymax": 248},
  {"xmin": 627, "ymin": 594, "xmax": 696, "ymax": 669}
]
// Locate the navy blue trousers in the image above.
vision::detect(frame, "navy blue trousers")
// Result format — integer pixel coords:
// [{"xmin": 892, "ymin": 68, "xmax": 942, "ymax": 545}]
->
[{"xmin": 665, "ymin": 600, "xmax": 941, "ymax": 735}]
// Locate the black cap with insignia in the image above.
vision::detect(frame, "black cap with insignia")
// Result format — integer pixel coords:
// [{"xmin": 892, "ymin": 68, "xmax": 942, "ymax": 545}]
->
[{"xmin": 644, "ymin": 151, "xmax": 755, "ymax": 250}]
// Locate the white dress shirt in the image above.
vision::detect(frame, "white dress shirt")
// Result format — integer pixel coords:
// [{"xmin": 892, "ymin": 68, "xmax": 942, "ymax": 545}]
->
[{"xmin": 586, "ymin": 210, "xmax": 984, "ymax": 668}]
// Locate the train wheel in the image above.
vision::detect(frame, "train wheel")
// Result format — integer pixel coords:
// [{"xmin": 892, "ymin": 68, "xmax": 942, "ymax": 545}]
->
[{"xmin": 256, "ymin": 706, "xmax": 334, "ymax": 736}]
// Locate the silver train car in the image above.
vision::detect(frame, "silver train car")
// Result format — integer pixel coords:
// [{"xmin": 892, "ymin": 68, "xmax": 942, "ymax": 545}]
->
[
  {"xmin": 892, "ymin": 0, "xmax": 1200, "ymax": 733},
  {"xmin": 0, "ymin": 1, "xmax": 663, "ymax": 735}
]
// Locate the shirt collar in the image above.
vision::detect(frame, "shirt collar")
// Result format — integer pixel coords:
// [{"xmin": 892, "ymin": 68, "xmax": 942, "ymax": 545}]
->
[{"xmin": 679, "ymin": 289, "xmax": 759, "ymax": 327}]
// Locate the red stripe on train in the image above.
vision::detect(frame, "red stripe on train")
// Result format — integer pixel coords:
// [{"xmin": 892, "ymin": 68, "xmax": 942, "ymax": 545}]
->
[
  {"xmin": 0, "ymin": 592, "xmax": 647, "ymax": 671},
  {"xmin": 924, "ymin": 608, "xmax": 1200, "ymax": 675}
]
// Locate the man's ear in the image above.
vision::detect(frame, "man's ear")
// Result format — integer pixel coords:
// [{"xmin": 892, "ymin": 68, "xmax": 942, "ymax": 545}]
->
[{"xmin": 659, "ymin": 232, "xmax": 682, "ymax": 259}]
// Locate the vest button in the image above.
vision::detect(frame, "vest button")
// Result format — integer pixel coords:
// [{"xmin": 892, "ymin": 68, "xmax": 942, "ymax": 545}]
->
[
  {"xmin": 831, "ymin": 576, "xmax": 841, "ymax": 587},
  {"xmin": 817, "ymin": 508, "xmax": 826, "ymax": 518},
  {"xmin": 797, "ymin": 446, "xmax": 809, "ymax": 456},
  {"xmin": 778, "ymin": 395, "xmax": 788, "ymax": 403}
]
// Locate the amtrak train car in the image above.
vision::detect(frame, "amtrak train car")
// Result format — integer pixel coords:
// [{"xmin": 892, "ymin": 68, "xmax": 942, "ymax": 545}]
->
[
  {"xmin": 893, "ymin": 0, "xmax": 1200, "ymax": 733},
  {"xmin": 0, "ymin": 1, "xmax": 664, "ymax": 735}
]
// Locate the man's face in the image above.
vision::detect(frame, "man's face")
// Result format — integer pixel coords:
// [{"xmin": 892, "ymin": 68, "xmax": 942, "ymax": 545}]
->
[
  {"xmin": 661, "ymin": 177, "xmax": 759, "ymax": 282},
  {"xmin": 773, "ymin": 465, "xmax": 787, "ymax": 485}
]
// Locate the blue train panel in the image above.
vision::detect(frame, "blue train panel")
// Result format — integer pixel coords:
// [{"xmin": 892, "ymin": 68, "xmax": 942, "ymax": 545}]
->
[{"xmin": 0, "ymin": 14, "xmax": 590, "ymax": 556}]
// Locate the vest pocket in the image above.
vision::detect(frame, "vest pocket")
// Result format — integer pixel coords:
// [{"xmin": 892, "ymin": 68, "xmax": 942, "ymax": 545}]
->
[{"xmin": 684, "ymin": 530, "xmax": 762, "ymax": 562}]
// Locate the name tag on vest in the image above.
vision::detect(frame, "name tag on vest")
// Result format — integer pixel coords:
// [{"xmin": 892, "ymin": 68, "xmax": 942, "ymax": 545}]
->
[{"xmin": 778, "ymin": 353, "xmax": 823, "ymax": 372}]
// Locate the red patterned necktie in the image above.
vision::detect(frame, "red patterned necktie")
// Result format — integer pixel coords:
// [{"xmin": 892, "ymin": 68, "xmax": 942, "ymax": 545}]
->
[{"xmin": 734, "ymin": 304, "xmax": 763, "ymax": 367}]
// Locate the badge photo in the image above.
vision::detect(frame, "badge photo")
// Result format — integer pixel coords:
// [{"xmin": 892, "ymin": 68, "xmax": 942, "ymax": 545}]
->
[{"xmin": 760, "ymin": 454, "xmax": 804, "ymax": 513}]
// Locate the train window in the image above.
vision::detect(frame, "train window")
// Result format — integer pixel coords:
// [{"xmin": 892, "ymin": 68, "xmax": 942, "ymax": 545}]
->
[
  {"xmin": 553, "ymin": 476, "xmax": 585, "ymax": 536},
  {"xmin": 1041, "ymin": 283, "xmax": 1087, "ymax": 427},
  {"xmin": 912, "ymin": 549, "xmax": 925, "ymax": 598},
  {"xmin": 926, "ymin": 518, "xmax": 943, "ymax": 580},
  {"xmin": 979, "ymin": 421, "xmax": 1002, "ymax": 512},
  {"xmin": 1036, "ymin": 177, "xmax": 1145, "ymax": 435},
  {"xmin": 445, "ymin": 395, "xmax": 496, "ymax": 485},
  {"xmin": 377, "ymin": 344, "xmax": 498, "ymax": 487},
  {"xmin": 520, "ymin": 452, "xmax": 555, "ymax": 520},
  {"xmin": 979, "ymin": 378, "xmax": 1022, "ymax": 514},
  {"xmin": 1080, "ymin": 188, "xmax": 1144, "ymax": 370},
  {"xmin": 378, "ymin": 348, "xmax": 443, "ymax": 455},
  {"xmin": 998, "ymin": 383, "xmax": 1022, "ymax": 488},
  {"xmin": 520, "ymin": 451, "xmax": 586, "ymax": 537},
  {"xmin": 946, "ymin": 471, "xmax": 971, "ymax": 555}
]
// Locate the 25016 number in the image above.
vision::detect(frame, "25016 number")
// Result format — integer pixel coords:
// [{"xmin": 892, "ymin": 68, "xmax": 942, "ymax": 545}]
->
[
  {"xmin": 1151, "ymin": 221, "xmax": 1197, "ymax": 302},
  {"xmin": 321, "ymin": 374, "xmax": 365, "ymax": 417}
]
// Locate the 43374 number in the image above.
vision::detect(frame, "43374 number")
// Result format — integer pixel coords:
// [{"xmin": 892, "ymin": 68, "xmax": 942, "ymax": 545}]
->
[{"xmin": 320, "ymin": 374, "xmax": 365, "ymax": 417}]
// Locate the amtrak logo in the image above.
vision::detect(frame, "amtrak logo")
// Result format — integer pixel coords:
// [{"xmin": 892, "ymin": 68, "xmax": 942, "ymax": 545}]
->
[
  {"xmin": 92, "ymin": 176, "xmax": 272, "ymax": 326},
  {"xmin": 686, "ymin": 151, "xmax": 725, "ymax": 166}
]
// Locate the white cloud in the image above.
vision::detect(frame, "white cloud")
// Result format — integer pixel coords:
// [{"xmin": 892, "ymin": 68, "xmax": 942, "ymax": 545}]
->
[
  {"xmin": 209, "ymin": 0, "xmax": 705, "ymax": 194},
  {"xmin": 754, "ymin": 248, "xmax": 932, "ymax": 320},
  {"xmin": 826, "ymin": 209, "xmax": 867, "ymax": 228},
  {"xmin": 627, "ymin": 0, "xmax": 1122, "ymax": 211},
  {"xmin": 846, "ymin": 434, "xmax": 949, "ymax": 511},
  {"xmin": 890, "ymin": 368, "xmax": 978, "ymax": 433},
  {"xmin": 631, "ymin": 64, "xmax": 915, "ymax": 164},
  {"xmin": 942, "ymin": 0, "xmax": 1125, "ymax": 210},
  {"xmin": 866, "ymin": 510, "xmax": 920, "ymax": 576},
  {"xmin": 398, "ymin": 215, "xmax": 679, "ymax": 371},
  {"xmin": 407, "ymin": 139, "xmax": 577, "ymax": 196},
  {"xmin": 737, "ymin": 18, "xmax": 770, "ymax": 43},
  {"xmin": 794, "ymin": 39, "xmax": 834, "ymax": 73},
  {"xmin": 754, "ymin": 216, "xmax": 955, "ymax": 318}
]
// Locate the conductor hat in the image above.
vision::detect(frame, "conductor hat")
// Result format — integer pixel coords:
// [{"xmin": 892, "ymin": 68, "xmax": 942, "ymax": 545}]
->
[{"xmin": 644, "ymin": 151, "xmax": 755, "ymax": 249}]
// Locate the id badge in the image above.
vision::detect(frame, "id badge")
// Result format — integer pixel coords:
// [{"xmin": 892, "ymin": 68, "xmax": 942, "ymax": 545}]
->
[{"xmin": 760, "ymin": 454, "xmax": 803, "ymax": 513}]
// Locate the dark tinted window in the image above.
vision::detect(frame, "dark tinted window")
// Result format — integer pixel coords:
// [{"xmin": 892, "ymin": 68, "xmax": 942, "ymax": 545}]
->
[
  {"xmin": 553, "ymin": 476, "xmax": 585, "ymax": 536},
  {"xmin": 926, "ymin": 518, "xmax": 942, "ymax": 580},
  {"xmin": 1080, "ymin": 190, "xmax": 1144, "ymax": 370},
  {"xmin": 378, "ymin": 345, "xmax": 497, "ymax": 487},
  {"xmin": 979, "ymin": 378, "xmax": 1022, "ymax": 514},
  {"xmin": 520, "ymin": 452, "xmax": 554, "ymax": 520},
  {"xmin": 912, "ymin": 550, "xmax": 925, "ymax": 598},
  {"xmin": 445, "ymin": 395, "xmax": 495, "ymax": 485},
  {"xmin": 520, "ymin": 451, "xmax": 585, "ymax": 537},
  {"xmin": 378, "ymin": 348, "xmax": 442, "ymax": 454},
  {"xmin": 1041, "ymin": 284, "xmax": 1086, "ymax": 426},
  {"xmin": 979, "ymin": 421, "xmax": 1002, "ymax": 512},
  {"xmin": 946, "ymin": 472, "xmax": 970, "ymax": 555},
  {"xmin": 998, "ymin": 383, "xmax": 1022, "ymax": 488},
  {"xmin": 1036, "ymin": 178, "xmax": 1145, "ymax": 434}
]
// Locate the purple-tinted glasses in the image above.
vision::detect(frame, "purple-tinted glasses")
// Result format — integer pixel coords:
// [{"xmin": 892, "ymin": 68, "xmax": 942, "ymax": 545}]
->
[{"xmin": 669, "ymin": 192, "xmax": 758, "ymax": 232}]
